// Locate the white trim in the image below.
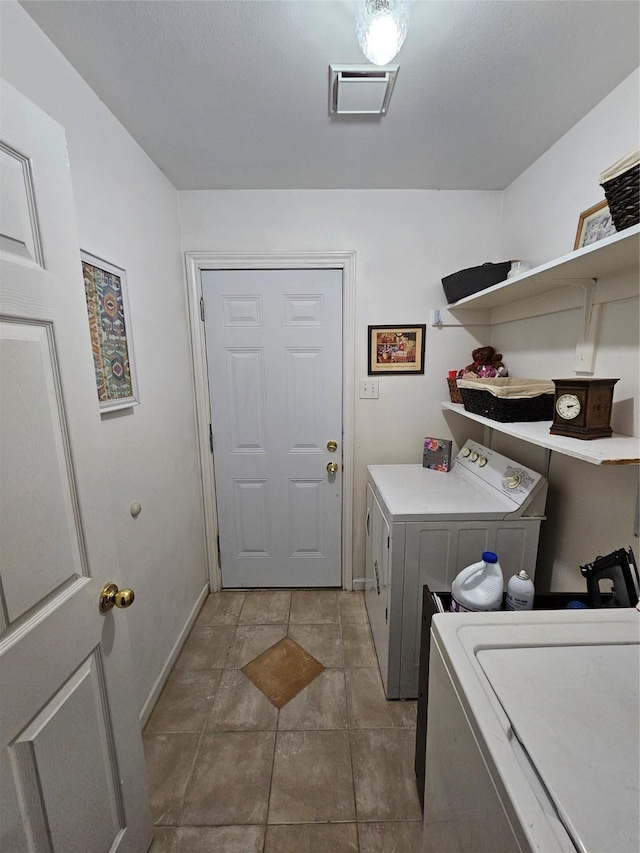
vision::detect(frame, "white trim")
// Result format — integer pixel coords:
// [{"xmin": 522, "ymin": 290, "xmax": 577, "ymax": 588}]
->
[
  {"xmin": 138, "ymin": 582, "xmax": 209, "ymax": 727},
  {"xmin": 184, "ymin": 250, "xmax": 356, "ymax": 592}
]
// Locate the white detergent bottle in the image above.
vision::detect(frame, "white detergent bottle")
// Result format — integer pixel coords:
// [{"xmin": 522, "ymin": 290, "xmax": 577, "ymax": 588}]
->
[
  {"xmin": 450, "ymin": 551, "xmax": 504, "ymax": 613},
  {"xmin": 506, "ymin": 570, "xmax": 535, "ymax": 611}
]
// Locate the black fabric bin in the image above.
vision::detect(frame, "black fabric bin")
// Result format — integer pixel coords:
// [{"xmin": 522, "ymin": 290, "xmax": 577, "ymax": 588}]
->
[{"xmin": 441, "ymin": 261, "xmax": 512, "ymax": 303}]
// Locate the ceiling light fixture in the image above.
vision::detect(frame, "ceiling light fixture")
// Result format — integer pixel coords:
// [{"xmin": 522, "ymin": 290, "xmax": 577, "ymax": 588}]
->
[{"xmin": 356, "ymin": 0, "xmax": 411, "ymax": 67}]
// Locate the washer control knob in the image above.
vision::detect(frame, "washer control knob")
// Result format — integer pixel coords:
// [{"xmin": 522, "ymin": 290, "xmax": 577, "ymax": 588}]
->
[
  {"xmin": 478, "ymin": 456, "xmax": 487, "ymax": 467},
  {"xmin": 461, "ymin": 447, "xmax": 471, "ymax": 457},
  {"xmin": 506, "ymin": 474, "xmax": 521, "ymax": 489},
  {"xmin": 469, "ymin": 452, "xmax": 479, "ymax": 462}
]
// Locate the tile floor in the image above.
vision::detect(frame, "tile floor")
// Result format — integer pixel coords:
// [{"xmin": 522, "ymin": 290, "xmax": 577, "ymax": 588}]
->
[{"xmin": 144, "ymin": 589, "xmax": 422, "ymax": 852}]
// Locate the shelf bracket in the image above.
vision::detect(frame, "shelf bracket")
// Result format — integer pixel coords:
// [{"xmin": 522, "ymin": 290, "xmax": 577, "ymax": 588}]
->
[{"xmin": 569, "ymin": 279, "xmax": 599, "ymax": 375}]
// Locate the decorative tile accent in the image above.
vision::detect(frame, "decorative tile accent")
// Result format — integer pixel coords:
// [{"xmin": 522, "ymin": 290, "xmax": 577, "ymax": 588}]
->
[{"xmin": 242, "ymin": 637, "xmax": 324, "ymax": 709}]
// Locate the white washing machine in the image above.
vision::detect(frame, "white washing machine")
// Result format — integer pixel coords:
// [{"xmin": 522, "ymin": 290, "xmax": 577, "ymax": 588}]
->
[
  {"xmin": 365, "ymin": 439, "xmax": 547, "ymax": 698},
  {"xmin": 422, "ymin": 607, "xmax": 640, "ymax": 853}
]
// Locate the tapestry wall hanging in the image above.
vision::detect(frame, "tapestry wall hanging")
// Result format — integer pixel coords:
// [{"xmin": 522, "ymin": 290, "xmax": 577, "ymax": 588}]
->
[{"xmin": 81, "ymin": 251, "xmax": 139, "ymax": 412}]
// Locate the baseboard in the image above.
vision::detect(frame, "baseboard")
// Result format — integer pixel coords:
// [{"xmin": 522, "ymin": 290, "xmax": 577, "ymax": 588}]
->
[
  {"xmin": 352, "ymin": 577, "xmax": 367, "ymax": 590},
  {"xmin": 138, "ymin": 583, "xmax": 209, "ymax": 728}
]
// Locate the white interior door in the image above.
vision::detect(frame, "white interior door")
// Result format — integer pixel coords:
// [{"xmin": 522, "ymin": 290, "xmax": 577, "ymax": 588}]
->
[
  {"xmin": 0, "ymin": 79, "xmax": 152, "ymax": 852},
  {"xmin": 202, "ymin": 268, "xmax": 343, "ymax": 588}
]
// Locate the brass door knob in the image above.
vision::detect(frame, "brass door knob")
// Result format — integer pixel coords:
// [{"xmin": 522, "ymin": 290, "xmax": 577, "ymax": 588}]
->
[
  {"xmin": 326, "ymin": 440, "xmax": 338, "ymax": 452},
  {"xmin": 326, "ymin": 462, "xmax": 339, "ymax": 474},
  {"xmin": 99, "ymin": 581, "xmax": 136, "ymax": 613}
]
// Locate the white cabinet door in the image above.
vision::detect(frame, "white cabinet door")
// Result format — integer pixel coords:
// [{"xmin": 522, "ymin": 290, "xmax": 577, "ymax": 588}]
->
[
  {"xmin": 0, "ymin": 79, "xmax": 152, "ymax": 853},
  {"xmin": 202, "ymin": 269, "xmax": 343, "ymax": 588}
]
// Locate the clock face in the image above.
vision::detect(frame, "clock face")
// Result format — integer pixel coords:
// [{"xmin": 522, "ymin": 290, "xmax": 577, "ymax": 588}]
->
[{"xmin": 555, "ymin": 393, "xmax": 581, "ymax": 420}]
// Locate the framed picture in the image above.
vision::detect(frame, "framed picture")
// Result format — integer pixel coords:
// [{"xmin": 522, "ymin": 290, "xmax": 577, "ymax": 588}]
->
[
  {"xmin": 81, "ymin": 251, "xmax": 139, "ymax": 412},
  {"xmin": 368, "ymin": 324, "xmax": 426, "ymax": 375},
  {"xmin": 574, "ymin": 200, "xmax": 616, "ymax": 250}
]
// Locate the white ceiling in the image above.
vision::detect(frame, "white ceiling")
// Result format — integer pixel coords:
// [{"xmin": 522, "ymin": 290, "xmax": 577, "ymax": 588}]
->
[{"xmin": 20, "ymin": 0, "xmax": 640, "ymax": 191}]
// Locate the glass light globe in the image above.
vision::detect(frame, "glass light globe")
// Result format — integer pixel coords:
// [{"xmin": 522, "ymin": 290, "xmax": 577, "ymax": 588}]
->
[{"xmin": 356, "ymin": 0, "xmax": 410, "ymax": 66}]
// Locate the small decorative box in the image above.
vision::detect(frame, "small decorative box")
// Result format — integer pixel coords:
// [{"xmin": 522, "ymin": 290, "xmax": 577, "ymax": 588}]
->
[{"xmin": 423, "ymin": 437, "xmax": 453, "ymax": 472}]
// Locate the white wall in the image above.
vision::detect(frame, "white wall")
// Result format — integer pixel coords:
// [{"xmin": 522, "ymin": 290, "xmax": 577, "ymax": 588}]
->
[
  {"xmin": 495, "ymin": 70, "xmax": 640, "ymax": 591},
  {"xmin": 179, "ymin": 189, "xmax": 503, "ymax": 578},
  {"xmin": 0, "ymin": 1, "xmax": 208, "ymax": 711}
]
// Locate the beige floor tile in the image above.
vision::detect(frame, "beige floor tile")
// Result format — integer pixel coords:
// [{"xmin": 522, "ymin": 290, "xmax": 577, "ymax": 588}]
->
[
  {"xmin": 207, "ymin": 668, "xmax": 278, "ymax": 731},
  {"xmin": 278, "ymin": 668, "xmax": 348, "ymax": 730},
  {"xmin": 346, "ymin": 668, "xmax": 416, "ymax": 729},
  {"xmin": 148, "ymin": 827, "xmax": 174, "ymax": 853},
  {"xmin": 145, "ymin": 670, "xmax": 221, "ymax": 733},
  {"xmin": 351, "ymin": 730, "xmax": 422, "ymax": 822},
  {"xmin": 226, "ymin": 624, "xmax": 288, "ymax": 668},
  {"xmin": 173, "ymin": 626, "xmax": 234, "ymax": 670},
  {"xmin": 180, "ymin": 731, "xmax": 275, "ymax": 825},
  {"xmin": 265, "ymin": 823, "xmax": 358, "ymax": 853},
  {"xmin": 338, "ymin": 590, "xmax": 369, "ymax": 624},
  {"xmin": 358, "ymin": 821, "xmax": 423, "ymax": 852},
  {"xmin": 195, "ymin": 592, "xmax": 245, "ymax": 626},
  {"xmin": 342, "ymin": 622, "xmax": 378, "ymax": 667},
  {"xmin": 239, "ymin": 590, "xmax": 291, "ymax": 623},
  {"xmin": 167, "ymin": 825, "xmax": 264, "ymax": 852},
  {"xmin": 287, "ymin": 623, "xmax": 344, "ymax": 667},
  {"xmin": 289, "ymin": 589, "xmax": 339, "ymax": 624},
  {"xmin": 268, "ymin": 730, "xmax": 356, "ymax": 824},
  {"xmin": 143, "ymin": 733, "xmax": 200, "ymax": 825}
]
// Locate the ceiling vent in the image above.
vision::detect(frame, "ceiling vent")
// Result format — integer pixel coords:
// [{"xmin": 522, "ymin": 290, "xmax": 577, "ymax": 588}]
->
[{"xmin": 329, "ymin": 64, "xmax": 399, "ymax": 115}]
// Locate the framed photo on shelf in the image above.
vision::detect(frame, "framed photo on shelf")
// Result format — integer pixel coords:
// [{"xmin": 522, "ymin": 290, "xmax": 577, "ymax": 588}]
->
[
  {"xmin": 81, "ymin": 251, "xmax": 139, "ymax": 412},
  {"xmin": 368, "ymin": 324, "xmax": 426, "ymax": 375},
  {"xmin": 574, "ymin": 200, "xmax": 616, "ymax": 250}
]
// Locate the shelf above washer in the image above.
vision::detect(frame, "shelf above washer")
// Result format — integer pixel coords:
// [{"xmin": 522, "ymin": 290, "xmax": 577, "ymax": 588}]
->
[
  {"xmin": 445, "ymin": 225, "xmax": 639, "ymax": 313},
  {"xmin": 442, "ymin": 402, "xmax": 640, "ymax": 465}
]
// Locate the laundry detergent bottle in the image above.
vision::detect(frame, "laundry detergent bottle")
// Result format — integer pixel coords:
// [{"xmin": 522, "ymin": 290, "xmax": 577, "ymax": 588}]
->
[{"xmin": 450, "ymin": 551, "xmax": 504, "ymax": 613}]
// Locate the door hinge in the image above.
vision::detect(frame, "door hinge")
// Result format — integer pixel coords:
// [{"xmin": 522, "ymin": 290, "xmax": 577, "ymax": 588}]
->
[
  {"xmin": 200, "ymin": 297, "xmax": 205, "ymax": 321},
  {"xmin": 385, "ymin": 606, "xmax": 388, "ymax": 623},
  {"xmin": 216, "ymin": 534, "xmax": 221, "ymax": 563},
  {"xmin": 209, "ymin": 424, "xmax": 213, "ymax": 453},
  {"xmin": 387, "ymin": 536, "xmax": 390, "ymax": 549}
]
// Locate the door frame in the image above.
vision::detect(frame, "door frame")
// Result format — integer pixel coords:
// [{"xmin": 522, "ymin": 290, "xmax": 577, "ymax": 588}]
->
[{"xmin": 184, "ymin": 250, "xmax": 356, "ymax": 592}]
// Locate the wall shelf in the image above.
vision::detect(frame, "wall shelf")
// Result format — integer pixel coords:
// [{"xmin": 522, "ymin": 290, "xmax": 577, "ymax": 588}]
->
[
  {"xmin": 445, "ymin": 224, "xmax": 639, "ymax": 313},
  {"xmin": 442, "ymin": 402, "xmax": 639, "ymax": 465}
]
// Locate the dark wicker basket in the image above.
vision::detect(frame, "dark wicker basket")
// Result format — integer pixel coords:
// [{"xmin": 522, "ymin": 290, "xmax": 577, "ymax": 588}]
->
[
  {"xmin": 447, "ymin": 377, "xmax": 463, "ymax": 404},
  {"xmin": 601, "ymin": 162, "xmax": 639, "ymax": 232},
  {"xmin": 459, "ymin": 387, "xmax": 554, "ymax": 422}
]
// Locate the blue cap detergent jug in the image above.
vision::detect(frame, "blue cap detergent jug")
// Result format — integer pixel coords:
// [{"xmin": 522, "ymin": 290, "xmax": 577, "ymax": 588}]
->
[{"xmin": 450, "ymin": 552, "xmax": 504, "ymax": 613}]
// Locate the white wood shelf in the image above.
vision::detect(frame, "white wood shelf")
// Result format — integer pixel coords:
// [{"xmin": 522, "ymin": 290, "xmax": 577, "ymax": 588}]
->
[
  {"xmin": 442, "ymin": 402, "xmax": 640, "ymax": 465},
  {"xmin": 444, "ymin": 225, "xmax": 639, "ymax": 313}
]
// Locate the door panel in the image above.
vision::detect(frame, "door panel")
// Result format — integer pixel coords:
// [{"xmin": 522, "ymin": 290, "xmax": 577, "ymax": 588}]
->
[
  {"xmin": 0, "ymin": 79, "xmax": 151, "ymax": 853},
  {"xmin": 202, "ymin": 269, "xmax": 342, "ymax": 588}
]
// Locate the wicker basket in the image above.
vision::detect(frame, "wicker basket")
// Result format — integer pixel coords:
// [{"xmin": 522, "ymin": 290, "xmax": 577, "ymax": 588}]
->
[
  {"xmin": 447, "ymin": 377, "xmax": 463, "ymax": 404},
  {"xmin": 456, "ymin": 378, "xmax": 555, "ymax": 423},
  {"xmin": 599, "ymin": 149, "xmax": 640, "ymax": 232}
]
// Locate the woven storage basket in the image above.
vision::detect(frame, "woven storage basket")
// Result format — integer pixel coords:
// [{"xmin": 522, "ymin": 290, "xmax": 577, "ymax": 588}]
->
[
  {"xmin": 456, "ymin": 378, "xmax": 555, "ymax": 423},
  {"xmin": 447, "ymin": 377, "xmax": 463, "ymax": 404},
  {"xmin": 441, "ymin": 261, "xmax": 512, "ymax": 304},
  {"xmin": 599, "ymin": 149, "xmax": 640, "ymax": 232}
]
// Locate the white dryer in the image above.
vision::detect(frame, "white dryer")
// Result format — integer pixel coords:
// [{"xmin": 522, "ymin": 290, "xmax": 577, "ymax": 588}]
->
[
  {"xmin": 365, "ymin": 439, "xmax": 547, "ymax": 698},
  {"xmin": 422, "ymin": 607, "xmax": 640, "ymax": 853}
]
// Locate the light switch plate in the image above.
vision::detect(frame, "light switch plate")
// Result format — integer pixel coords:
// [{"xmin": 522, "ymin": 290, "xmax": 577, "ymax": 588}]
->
[{"xmin": 359, "ymin": 380, "xmax": 379, "ymax": 399}]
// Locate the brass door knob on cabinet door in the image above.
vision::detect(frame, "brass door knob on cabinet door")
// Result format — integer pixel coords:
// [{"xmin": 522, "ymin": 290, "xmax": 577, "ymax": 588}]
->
[
  {"xmin": 326, "ymin": 462, "xmax": 339, "ymax": 474},
  {"xmin": 99, "ymin": 582, "xmax": 136, "ymax": 613}
]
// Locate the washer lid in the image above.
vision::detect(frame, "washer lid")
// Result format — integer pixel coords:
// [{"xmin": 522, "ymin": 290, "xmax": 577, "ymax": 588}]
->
[{"xmin": 477, "ymin": 643, "xmax": 640, "ymax": 853}]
